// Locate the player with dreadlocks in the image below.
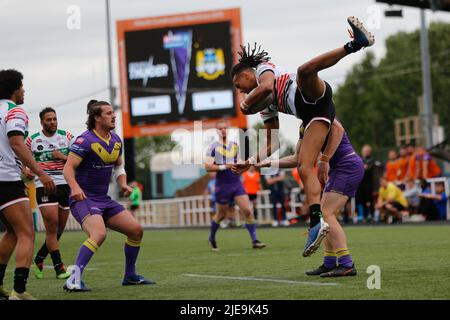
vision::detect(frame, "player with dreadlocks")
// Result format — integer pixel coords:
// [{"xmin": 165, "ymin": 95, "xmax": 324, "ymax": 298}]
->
[{"xmin": 231, "ymin": 17, "xmax": 375, "ymax": 258}]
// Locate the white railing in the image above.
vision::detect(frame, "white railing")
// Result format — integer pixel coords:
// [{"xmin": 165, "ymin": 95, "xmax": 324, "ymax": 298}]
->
[
  {"xmin": 33, "ymin": 177, "xmax": 449, "ymax": 231},
  {"xmin": 34, "ymin": 189, "xmax": 305, "ymax": 231}
]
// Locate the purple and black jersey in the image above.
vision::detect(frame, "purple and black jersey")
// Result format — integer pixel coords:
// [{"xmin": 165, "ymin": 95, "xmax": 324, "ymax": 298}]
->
[
  {"xmin": 299, "ymin": 119, "xmax": 356, "ymax": 169},
  {"xmin": 328, "ymin": 131, "xmax": 356, "ymax": 169},
  {"xmin": 69, "ymin": 130, "xmax": 122, "ymax": 197},
  {"xmin": 206, "ymin": 141, "xmax": 241, "ymax": 185},
  {"xmin": 299, "ymin": 119, "xmax": 364, "ymax": 197}
]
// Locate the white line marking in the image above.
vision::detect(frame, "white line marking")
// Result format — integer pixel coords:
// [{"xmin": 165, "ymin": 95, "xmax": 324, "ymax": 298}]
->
[
  {"xmin": 43, "ymin": 266, "xmax": 97, "ymax": 271},
  {"xmin": 183, "ymin": 273, "xmax": 340, "ymax": 286}
]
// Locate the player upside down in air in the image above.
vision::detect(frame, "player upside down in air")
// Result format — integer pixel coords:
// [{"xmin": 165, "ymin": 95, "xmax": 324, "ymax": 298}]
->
[
  {"xmin": 231, "ymin": 16, "xmax": 374, "ymax": 258},
  {"xmin": 63, "ymin": 100, "xmax": 154, "ymax": 292}
]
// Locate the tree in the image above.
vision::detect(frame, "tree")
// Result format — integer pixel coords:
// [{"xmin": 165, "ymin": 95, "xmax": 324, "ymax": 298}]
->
[{"xmin": 334, "ymin": 22, "xmax": 450, "ymax": 152}]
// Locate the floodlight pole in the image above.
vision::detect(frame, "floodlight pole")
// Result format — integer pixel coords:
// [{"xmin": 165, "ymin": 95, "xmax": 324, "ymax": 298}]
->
[
  {"xmin": 106, "ymin": 0, "xmax": 116, "ymax": 110},
  {"xmin": 419, "ymin": 8, "xmax": 434, "ymax": 148}
]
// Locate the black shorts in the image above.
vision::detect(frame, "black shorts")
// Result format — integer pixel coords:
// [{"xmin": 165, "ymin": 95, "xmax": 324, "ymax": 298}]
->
[
  {"xmin": 295, "ymin": 81, "xmax": 336, "ymax": 137},
  {"xmin": 36, "ymin": 184, "xmax": 70, "ymax": 210},
  {"xmin": 248, "ymin": 194, "xmax": 257, "ymax": 201},
  {"xmin": 0, "ymin": 180, "xmax": 29, "ymax": 211},
  {"xmin": 130, "ymin": 204, "xmax": 139, "ymax": 210}
]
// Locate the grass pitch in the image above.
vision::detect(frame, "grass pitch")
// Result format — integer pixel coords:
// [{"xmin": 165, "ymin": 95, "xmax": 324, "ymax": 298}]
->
[{"xmin": 2, "ymin": 224, "xmax": 450, "ymax": 300}]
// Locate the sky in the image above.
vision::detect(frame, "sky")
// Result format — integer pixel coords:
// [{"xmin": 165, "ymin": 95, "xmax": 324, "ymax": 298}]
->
[{"xmin": 2, "ymin": 0, "xmax": 450, "ymax": 148}]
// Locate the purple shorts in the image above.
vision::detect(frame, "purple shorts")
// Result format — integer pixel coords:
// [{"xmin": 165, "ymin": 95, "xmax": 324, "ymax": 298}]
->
[
  {"xmin": 215, "ymin": 182, "xmax": 247, "ymax": 205},
  {"xmin": 69, "ymin": 196, "xmax": 125, "ymax": 226},
  {"xmin": 324, "ymin": 154, "xmax": 364, "ymax": 198}
]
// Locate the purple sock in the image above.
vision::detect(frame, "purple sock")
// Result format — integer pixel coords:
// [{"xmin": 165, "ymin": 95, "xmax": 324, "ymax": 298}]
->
[
  {"xmin": 74, "ymin": 239, "xmax": 98, "ymax": 276},
  {"xmin": 245, "ymin": 222, "xmax": 257, "ymax": 242},
  {"xmin": 209, "ymin": 220, "xmax": 220, "ymax": 241},
  {"xmin": 337, "ymin": 248, "xmax": 353, "ymax": 268},
  {"xmin": 323, "ymin": 256, "xmax": 337, "ymax": 269},
  {"xmin": 338, "ymin": 255, "xmax": 353, "ymax": 268},
  {"xmin": 124, "ymin": 239, "xmax": 141, "ymax": 277}
]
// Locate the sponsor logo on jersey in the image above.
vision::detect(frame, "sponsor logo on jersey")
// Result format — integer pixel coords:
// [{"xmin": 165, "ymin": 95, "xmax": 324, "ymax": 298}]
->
[
  {"xmin": 36, "ymin": 139, "xmax": 42, "ymax": 143},
  {"xmin": 196, "ymin": 48, "xmax": 225, "ymax": 80},
  {"xmin": 41, "ymin": 196, "xmax": 49, "ymax": 203},
  {"xmin": 75, "ymin": 137, "xmax": 84, "ymax": 145}
]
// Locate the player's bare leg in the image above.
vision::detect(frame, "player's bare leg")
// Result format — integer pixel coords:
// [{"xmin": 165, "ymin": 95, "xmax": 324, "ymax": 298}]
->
[
  {"xmin": 2, "ymin": 201, "xmax": 36, "ymax": 299},
  {"xmin": 209, "ymin": 204, "xmax": 227, "ymax": 251}
]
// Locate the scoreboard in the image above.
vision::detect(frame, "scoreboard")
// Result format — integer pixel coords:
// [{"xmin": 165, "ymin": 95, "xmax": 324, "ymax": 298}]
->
[{"xmin": 117, "ymin": 8, "xmax": 247, "ymax": 138}]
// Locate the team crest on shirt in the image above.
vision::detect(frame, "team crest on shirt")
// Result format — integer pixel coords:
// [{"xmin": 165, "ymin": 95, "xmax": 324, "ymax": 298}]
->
[{"xmin": 196, "ymin": 48, "xmax": 225, "ymax": 80}]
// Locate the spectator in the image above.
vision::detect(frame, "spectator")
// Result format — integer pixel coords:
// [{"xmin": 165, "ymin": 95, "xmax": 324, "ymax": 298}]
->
[
  {"xmin": 434, "ymin": 182, "xmax": 448, "ymax": 220},
  {"xmin": 406, "ymin": 143, "xmax": 416, "ymax": 158},
  {"xmin": 128, "ymin": 181, "xmax": 142, "ymax": 217},
  {"xmin": 408, "ymin": 146, "xmax": 441, "ymax": 180},
  {"xmin": 397, "ymin": 146, "xmax": 410, "ymax": 183},
  {"xmin": 376, "ymin": 176, "xmax": 408, "ymax": 224},
  {"xmin": 242, "ymin": 166, "xmax": 261, "ymax": 220},
  {"xmin": 356, "ymin": 144, "xmax": 376, "ymax": 222},
  {"xmin": 403, "ymin": 178, "xmax": 420, "ymax": 214},
  {"xmin": 418, "ymin": 180, "xmax": 448, "ymax": 221},
  {"xmin": 384, "ymin": 149, "xmax": 399, "ymax": 183},
  {"xmin": 265, "ymin": 171, "xmax": 289, "ymax": 227}
]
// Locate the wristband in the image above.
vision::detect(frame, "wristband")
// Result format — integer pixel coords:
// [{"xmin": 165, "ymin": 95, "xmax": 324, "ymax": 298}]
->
[
  {"xmin": 218, "ymin": 164, "xmax": 227, "ymax": 171},
  {"xmin": 319, "ymin": 154, "xmax": 330, "ymax": 162}
]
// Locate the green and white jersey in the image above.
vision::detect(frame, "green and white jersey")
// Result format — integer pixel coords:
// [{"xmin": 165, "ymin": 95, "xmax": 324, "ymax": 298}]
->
[
  {"xmin": 26, "ymin": 129, "xmax": 75, "ymax": 188},
  {"xmin": 0, "ymin": 99, "xmax": 29, "ymax": 182}
]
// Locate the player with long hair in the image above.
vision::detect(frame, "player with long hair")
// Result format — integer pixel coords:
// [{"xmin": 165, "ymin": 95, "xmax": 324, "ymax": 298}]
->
[{"xmin": 63, "ymin": 100, "xmax": 154, "ymax": 292}]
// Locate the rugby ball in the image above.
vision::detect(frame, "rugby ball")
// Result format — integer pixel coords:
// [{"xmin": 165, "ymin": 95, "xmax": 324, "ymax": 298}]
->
[{"xmin": 242, "ymin": 90, "xmax": 274, "ymax": 114}]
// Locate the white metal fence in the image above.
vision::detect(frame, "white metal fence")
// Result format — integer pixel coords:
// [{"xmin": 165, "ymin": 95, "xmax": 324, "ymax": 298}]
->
[{"xmin": 34, "ymin": 177, "xmax": 450, "ymax": 231}]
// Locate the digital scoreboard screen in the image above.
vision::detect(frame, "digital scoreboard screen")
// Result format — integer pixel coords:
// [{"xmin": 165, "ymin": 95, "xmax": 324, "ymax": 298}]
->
[{"xmin": 124, "ymin": 21, "xmax": 235, "ymax": 125}]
